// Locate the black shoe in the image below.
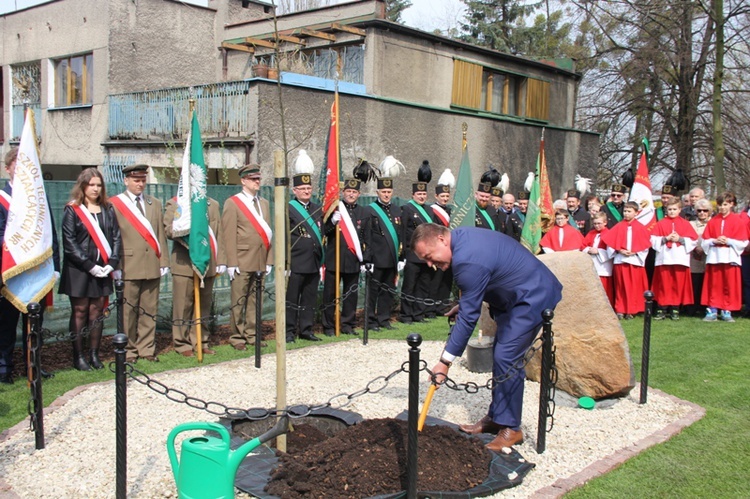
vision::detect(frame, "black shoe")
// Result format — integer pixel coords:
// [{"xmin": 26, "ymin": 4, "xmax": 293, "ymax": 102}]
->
[
  {"xmin": 90, "ymin": 351, "xmax": 104, "ymax": 370},
  {"xmin": 414, "ymin": 318, "xmax": 425, "ymax": 323},
  {"xmin": 382, "ymin": 324, "xmax": 396, "ymax": 330},
  {"xmin": 40, "ymin": 368, "xmax": 55, "ymax": 379},
  {"xmin": 425, "ymin": 314, "xmax": 436, "ymax": 319},
  {"xmin": 286, "ymin": 335, "xmax": 296, "ymax": 343},
  {"xmin": 342, "ymin": 329, "xmax": 359, "ymax": 336},
  {"xmin": 299, "ymin": 333, "xmax": 322, "ymax": 342},
  {"xmin": 323, "ymin": 330, "xmax": 335, "ymax": 337},
  {"xmin": 0, "ymin": 374, "xmax": 13, "ymax": 385},
  {"xmin": 399, "ymin": 319, "xmax": 413, "ymax": 325},
  {"xmin": 368, "ymin": 326, "xmax": 380, "ymax": 332},
  {"xmin": 74, "ymin": 355, "xmax": 92, "ymax": 371}
]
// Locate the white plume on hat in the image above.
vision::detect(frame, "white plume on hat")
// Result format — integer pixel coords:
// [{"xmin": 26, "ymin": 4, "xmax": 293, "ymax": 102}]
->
[
  {"xmin": 378, "ymin": 155, "xmax": 405, "ymax": 178},
  {"xmin": 524, "ymin": 172, "xmax": 535, "ymax": 192},
  {"xmin": 437, "ymin": 169, "xmax": 455, "ymax": 188},
  {"xmin": 498, "ymin": 173, "xmax": 510, "ymax": 194},
  {"xmin": 294, "ymin": 149, "xmax": 314, "ymax": 174},
  {"xmin": 575, "ymin": 174, "xmax": 591, "ymax": 197}
]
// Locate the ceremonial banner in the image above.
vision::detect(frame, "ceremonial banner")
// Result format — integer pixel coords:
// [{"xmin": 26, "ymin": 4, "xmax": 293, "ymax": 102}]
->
[
  {"xmin": 449, "ymin": 146, "xmax": 476, "ymax": 229},
  {"xmin": 173, "ymin": 111, "xmax": 210, "ymax": 279},
  {"xmin": 629, "ymin": 139, "xmax": 656, "ymax": 231},
  {"xmin": 521, "ymin": 135, "xmax": 548, "ymax": 254},
  {"xmin": 321, "ymin": 97, "xmax": 340, "ymax": 222},
  {"xmin": 1, "ymin": 109, "xmax": 55, "ymax": 313}
]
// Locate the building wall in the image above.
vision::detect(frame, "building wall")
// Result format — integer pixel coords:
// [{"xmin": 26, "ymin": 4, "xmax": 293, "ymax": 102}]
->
[{"xmin": 253, "ymin": 82, "xmax": 598, "ymax": 200}]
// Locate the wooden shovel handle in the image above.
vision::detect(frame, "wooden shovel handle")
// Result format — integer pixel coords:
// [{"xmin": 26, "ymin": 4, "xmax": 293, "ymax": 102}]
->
[{"xmin": 417, "ymin": 384, "xmax": 437, "ymax": 432}]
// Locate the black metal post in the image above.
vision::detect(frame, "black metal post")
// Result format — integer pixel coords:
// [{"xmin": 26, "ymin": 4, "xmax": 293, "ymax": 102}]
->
[
  {"xmin": 28, "ymin": 302, "xmax": 44, "ymax": 450},
  {"xmin": 114, "ymin": 280, "xmax": 127, "ymax": 499},
  {"xmin": 640, "ymin": 291, "xmax": 654, "ymax": 404},
  {"xmin": 536, "ymin": 309, "xmax": 554, "ymax": 454},
  {"xmin": 255, "ymin": 271, "xmax": 263, "ymax": 369},
  {"xmin": 363, "ymin": 270, "xmax": 370, "ymax": 345},
  {"xmin": 406, "ymin": 333, "xmax": 422, "ymax": 499}
]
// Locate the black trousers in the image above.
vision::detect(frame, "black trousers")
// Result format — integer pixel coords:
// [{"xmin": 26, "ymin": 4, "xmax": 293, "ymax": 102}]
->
[
  {"xmin": 427, "ymin": 266, "xmax": 453, "ymax": 316},
  {"xmin": 322, "ymin": 270, "xmax": 359, "ymax": 333},
  {"xmin": 367, "ymin": 266, "xmax": 396, "ymax": 327},
  {"xmin": 0, "ymin": 297, "xmax": 47, "ymax": 376},
  {"xmin": 400, "ymin": 261, "xmax": 433, "ymax": 322},
  {"xmin": 286, "ymin": 272, "xmax": 319, "ymax": 337}
]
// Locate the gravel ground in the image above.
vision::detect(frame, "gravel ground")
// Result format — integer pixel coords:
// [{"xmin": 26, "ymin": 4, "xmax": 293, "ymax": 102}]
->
[{"xmin": 0, "ymin": 340, "xmax": 700, "ymax": 498}]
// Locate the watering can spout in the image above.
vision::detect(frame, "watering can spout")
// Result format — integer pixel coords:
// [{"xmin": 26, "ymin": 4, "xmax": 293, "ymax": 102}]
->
[{"xmin": 229, "ymin": 416, "xmax": 290, "ymax": 474}]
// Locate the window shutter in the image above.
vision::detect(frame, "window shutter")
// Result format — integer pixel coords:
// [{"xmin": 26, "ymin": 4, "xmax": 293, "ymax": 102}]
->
[
  {"xmin": 525, "ymin": 78, "xmax": 550, "ymax": 120},
  {"xmin": 452, "ymin": 60, "xmax": 483, "ymax": 109}
]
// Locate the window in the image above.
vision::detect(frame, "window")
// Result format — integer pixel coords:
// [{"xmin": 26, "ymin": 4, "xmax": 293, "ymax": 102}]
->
[
  {"xmin": 54, "ymin": 53, "xmax": 93, "ymax": 107},
  {"xmin": 451, "ymin": 59, "xmax": 549, "ymax": 121},
  {"xmin": 11, "ymin": 62, "xmax": 42, "ymax": 140}
]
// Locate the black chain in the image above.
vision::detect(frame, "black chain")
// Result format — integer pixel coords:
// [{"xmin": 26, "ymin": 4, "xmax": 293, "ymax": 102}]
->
[
  {"xmin": 545, "ymin": 336, "xmax": 558, "ymax": 432},
  {"xmin": 370, "ymin": 277, "xmax": 452, "ymax": 308},
  {"xmin": 40, "ymin": 302, "xmax": 118, "ymax": 343},
  {"xmin": 117, "ymin": 359, "xmax": 420, "ymax": 420}
]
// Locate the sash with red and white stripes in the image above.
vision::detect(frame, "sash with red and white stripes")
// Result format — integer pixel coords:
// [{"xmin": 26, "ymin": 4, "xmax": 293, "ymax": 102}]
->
[
  {"xmin": 431, "ymin": 204, "xmax": 450, "ymax": 227},
  {"xmin": 339, "ymin": 206, "xmax": 363, "ymax": 262},
  {"xmin": 230, "ymin": 194, "xmax": 272, "ymax": 250},
  {"xmin": 0, "ymin": 190, "xmax": 10, "ymax": 211},
  {"xmin": 110, "ymin": 194, "xmax": 161, "ymax": 257},
  {"xmin": 208, "ymin": 226, "xmax": 218, "ymax": 262},
  {"xmin": 70, "ymin": 203, "xmax": 112, "ymax": 264}
]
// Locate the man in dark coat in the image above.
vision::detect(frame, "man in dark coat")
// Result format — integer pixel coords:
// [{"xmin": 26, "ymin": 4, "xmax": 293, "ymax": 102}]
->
[
  {"xmin": 322, "ymin": 178, "xmax": 366, "ymax": 336},
  {"xmin": 286, "ymin": 173, "xmax": 323, "ymax": 342},
  {"xmin": 504, "ymin": 191, "xmax": 528, "ymax": 242},
  {"xmin": 475, "ymin": 182, "xmax": 502, "ymax": 231},
  {"xmin": 566, "ymin": 189, "xmax": 590, "ymax": 234},
  {"xmin": 362, "ymin": 177, "xmax": 402, "ymax": 330},
  {"xmin": 399, "ymin": 180, "xmax": 435, "ymax": 324},
  {"xmin": 604, "ymin": 183, "xmax": 628, "ymax": 228},
  {"xmin": 413, "ymin": 224, "xmax": 563, "ymax": 451}
]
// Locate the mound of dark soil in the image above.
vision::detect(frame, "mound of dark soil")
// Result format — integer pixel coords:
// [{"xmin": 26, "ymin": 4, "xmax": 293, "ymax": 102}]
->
[{"xmin": 265, "ymin": 418, "xmax": 491, "ymax": 498}]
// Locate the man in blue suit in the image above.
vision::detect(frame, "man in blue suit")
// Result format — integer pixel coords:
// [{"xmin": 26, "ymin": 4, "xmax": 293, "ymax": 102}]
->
[{"xmin": 412, "ymin": 224, "xmax": 563, "ymax": 450}]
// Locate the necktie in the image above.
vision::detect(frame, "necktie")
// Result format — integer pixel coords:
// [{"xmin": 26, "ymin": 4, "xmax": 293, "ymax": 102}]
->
[
  {"xmin": 253, "ymin": 197, "xmax": 261, "ymax": 215},
  {"xmin": 135, "ymin": 196, "xmax": 145, "ymax": 216}
]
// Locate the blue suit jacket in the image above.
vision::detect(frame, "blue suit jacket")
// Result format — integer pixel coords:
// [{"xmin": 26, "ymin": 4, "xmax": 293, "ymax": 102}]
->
[{"xmin": 446, "ymin": 227, "xmax": 563, "ymax": 357}]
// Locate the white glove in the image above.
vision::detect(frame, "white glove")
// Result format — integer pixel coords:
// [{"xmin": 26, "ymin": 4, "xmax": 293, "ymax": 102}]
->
[
  {"xmin": 160, "ymin": 267, "xmax": 170, "ymax": 277},
  {"xmin": 360, "ymin": 265, "xmax": 366, "ymax": 274},
  {"xmin": 89, "ymin": 265, "xmax": 104, "ymax": 277},
  {"xmin": 364, "ymin": 263, "xmax": 374, "ymax": 273},
  {"xmin": 331, "ymin": 211, "xmax": 341, "ymax": 225},
  {"xmin": 397, "ymin": 260, "xmax": 406, "ymax": 272},
  {"xmin": 216, "ymin": 265, "xmax": 227, "ymax": 275},
  {"xmin": 101, "ymin": 265, "xmax": 114, "ymax": 276},
  {"xmin": 54, "ymin": 271, "xmax": 60, "ymax": 281},
  {"xmin": 266, "ymin": 264, "xmax": 273, "ymax": 275},
  {"xmin": 227, "ymin": 267, "xmax": 240, "ymax": 280},
  {"xmin": 285, "ymin": 269, "xmax": 291, "ymax": 277},
  {"xmin": 112, "ymin": 270, "xmax": 123, "ymax": 281}
]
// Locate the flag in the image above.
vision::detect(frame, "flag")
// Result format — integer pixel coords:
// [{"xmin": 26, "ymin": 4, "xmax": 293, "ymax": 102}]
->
[
  {"xmin": 521, "ymin": 134, "xmax": 552, "ymax": 254},
  {"xmin": 321, "ymin": 96, "xmax": 340, "ymax": 222},
  {"xmin": 449, "ymin": 144, "xmax": 476, "ymax": 229},
  {"xmin": 173, "ymin": 111, "xmax": 210, "ymax": 280},
  {"xmin": 629, "ymin": 139, "xmax": 656, "ymax": 230},
  {"xmin": 1, "ymin": 109, "xmax": 56, "ymax": 313}
]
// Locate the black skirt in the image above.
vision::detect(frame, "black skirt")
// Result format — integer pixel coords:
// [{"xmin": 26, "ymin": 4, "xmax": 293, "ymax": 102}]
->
[{"xmin": 58, "ymin": 262, "xmax": 113, "ymax": 298}]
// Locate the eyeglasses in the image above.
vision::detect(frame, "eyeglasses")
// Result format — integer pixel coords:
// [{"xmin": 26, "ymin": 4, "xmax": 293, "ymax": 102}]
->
[
  {"xmin": 611, "ymin": 194, "xmax": 623, "ymax": 198},
  {"xmin": 696, "ymin": 209, "xmax": 710, "ymax": 213}
]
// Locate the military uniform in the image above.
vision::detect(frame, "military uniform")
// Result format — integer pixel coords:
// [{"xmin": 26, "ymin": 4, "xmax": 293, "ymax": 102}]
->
[
  {"xmin": 322, "ymin": 179, "xmax": 366, "ymax": 335},
  {"xmin": 399, "ymin": 181, "xmax": 435, "ymax": 323},
  {"xmin": 604, "ymin": 184, "xmax": 628, "ymax": 229},
  {"xmin": 286, "ymin": 174, "xmax": 323, "ymax": 341},
  {"xmin": 363, "ymin": 178, "xmax": 401, "ymax": 329},
  {"xmin": 504, "ymin": 191, "xmax": 528, "ymax": 242},
  {"xmin": 428, "ymin": 183, "xmax": 454, "ymax": 316},
  {"xmin": 475, "ymin": 183, "xmax": 503, "ymax": 231}
]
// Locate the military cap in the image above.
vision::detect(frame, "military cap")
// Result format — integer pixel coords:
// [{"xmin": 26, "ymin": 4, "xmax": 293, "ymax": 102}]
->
[
  {"xmin": 122, "ymin": 164, "xmax": 149, "ymax": 178},
  {"xmin": 343, "ymin": 178, "xmax": 361, "ymax": 191},
  {"xmin": 610, "ymin": 183, "xmax": 628, "ymax": 193},
  {"xmin": 239, "ymin": 164, "xmax": 261, "ymax": 178},
  {"xmin": 566, "ymin": 189, "xmax": 581, "ymax": 199},
  {"xmin": 661, "ymin": 185, "xmax": 678, "ymax": 196},
  {"xmin": 517, "ymin": 191, "xmax": 529, "ymax": 200},
  {"xmin": 436, "ymin": 184, "xmax": 451, "ymax": 195},
  {"xmin": 412, "ymin": 182, "xmax": 427, "ymax": 193},
  {"xmin": 477, "ymin": 182, "xmax": 491, "ymax": 193},
  {"xmin": 490, "ymin": 187, "xmax": 503, "ymax": 197},
  {"xmin": 377, "ymin": 177, "xmax": 394, "ymax": 190},
  {"xmin": 293, "ymin": 173, "xmax": 312, "ymax": 187}
]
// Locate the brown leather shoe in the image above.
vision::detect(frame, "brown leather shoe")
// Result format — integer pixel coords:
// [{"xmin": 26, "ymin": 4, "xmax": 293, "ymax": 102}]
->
[
  {"xmin": 143, "ymin": 355, "xmax": 160, "ymax": 363},
  {"xmin": 458, "ymin": 415, "xmax": 503, "ymax": 435},
  {"xmin": 232, "ymin": 343, "xmax": 247, "ymax": 351},
  {"xmin": 486, "ymin": 428, "xmax": 524, "ymax": 451},
  {"xmin": 202, "ymin": 348, "xmax": 216, "ymax": 355},
  {"xmin": 179, "ymin": 350, "xmax": 194, "ymax": 357}
]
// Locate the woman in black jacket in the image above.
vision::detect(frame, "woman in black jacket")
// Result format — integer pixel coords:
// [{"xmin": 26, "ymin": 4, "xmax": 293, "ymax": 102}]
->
[{"xmin": 59, "ymin": 168, "xmax": 122, "ymax": 370}]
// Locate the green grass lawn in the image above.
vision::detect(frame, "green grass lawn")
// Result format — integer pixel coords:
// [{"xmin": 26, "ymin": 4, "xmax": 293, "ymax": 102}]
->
[{"xmin": 1, "ymin": 315, "xmax": 748, "ymax": 497}]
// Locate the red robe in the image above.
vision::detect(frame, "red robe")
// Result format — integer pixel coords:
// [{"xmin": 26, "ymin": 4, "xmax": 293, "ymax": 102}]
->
[
  {"xmin": 651, "ymin": 216, "xmax": 699, "ymax": 306},
  {"xmin": 601, "ymin": 219, "xmax": 651, "ymax": 314},
  {"xmin": 701, "ymin": 212, "xmax": 750, "ymax": 310},
  {"xmin": 581, "ymin": 228, "xmax": 614, "ymax": 307},
  {"xmin": 540, "ymin": 224, "xmax": 585, "ymax": 252}
]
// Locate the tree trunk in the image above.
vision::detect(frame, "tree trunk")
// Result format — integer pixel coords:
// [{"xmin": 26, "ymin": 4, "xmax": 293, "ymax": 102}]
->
[{"xmin": 712, "ymin": 0, "xmax": 726, "ymax": 193}]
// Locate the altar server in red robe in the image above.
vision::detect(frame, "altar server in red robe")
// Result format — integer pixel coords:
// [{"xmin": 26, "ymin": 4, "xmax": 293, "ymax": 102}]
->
[
  {"xmin": 650, "ymin": 199, "xmax": 699, "ymax": 320},
  {"xmin": 601, "ymin": 202, "xmax": 651, "ymax": 319},
  {"xmin": 700, "ymin": 192, "xmax": 749, "ymax": 322},
  {"xmin": 581, "ymin": 212, "xmax": 614, "ymax": 307},
  {"xmin": 540, "ymin": 210, "xmax": 584, "ymax": 253}
]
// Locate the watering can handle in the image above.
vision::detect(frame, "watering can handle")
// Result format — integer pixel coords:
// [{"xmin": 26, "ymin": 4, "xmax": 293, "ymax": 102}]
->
[{"xmin": 166, "ymin": 422, "xmax": 230, "ymax": 482}]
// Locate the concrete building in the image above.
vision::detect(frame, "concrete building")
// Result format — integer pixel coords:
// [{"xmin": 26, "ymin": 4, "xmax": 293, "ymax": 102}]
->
[{"xmin": 1, "ymin": 0, "xmax": 598, "ymax": 198}]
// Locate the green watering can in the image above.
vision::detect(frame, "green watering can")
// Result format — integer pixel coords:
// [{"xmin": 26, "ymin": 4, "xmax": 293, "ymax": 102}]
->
[{"xmin": 167, "ymin": 416, "xmax": 289, "ymax": 499}]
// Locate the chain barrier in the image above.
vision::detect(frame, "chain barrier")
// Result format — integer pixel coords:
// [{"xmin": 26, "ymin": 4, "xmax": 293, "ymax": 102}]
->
[
  {"xmin": 40, "ymin": 302, "xmax": 118, "ymax": 343},
  {"xmin": 370, "ymin": 276, "xmax": 452, "ymax": 308}
]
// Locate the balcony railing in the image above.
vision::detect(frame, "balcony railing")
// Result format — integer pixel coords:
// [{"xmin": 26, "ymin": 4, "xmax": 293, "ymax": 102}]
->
[{"xmin": 108, "ymin": 80, "xmax": 256, "ymax": 140}]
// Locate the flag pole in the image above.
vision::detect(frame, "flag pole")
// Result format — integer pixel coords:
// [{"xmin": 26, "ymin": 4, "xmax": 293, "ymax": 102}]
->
[
  {"xmin": 334, "ymin": 59, "xmax": 342, "ymax": 337},
  {"xmin": 187, "ymin": 97, "xmax": 204, "ymax": 363}
]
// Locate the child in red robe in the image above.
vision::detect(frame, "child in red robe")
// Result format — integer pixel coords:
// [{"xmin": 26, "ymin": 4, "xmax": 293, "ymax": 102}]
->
[
  {"xmin": 540, "ymin": 210, "xmax": 585, "ymax": 253},
  {"xmin": 700, "ymin": 191, "xmax": 749, "ymax": 322},
  {"xmin": 601, "ymin": 202, "xmax": 651, "ymax": 319},
  {"xmin": 581, "ymin": 212, "xmax": 614, "ymax": 307},
  {"xmin": 650, "ymin": 199, "xmax": 699, "ymax": 320}
]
